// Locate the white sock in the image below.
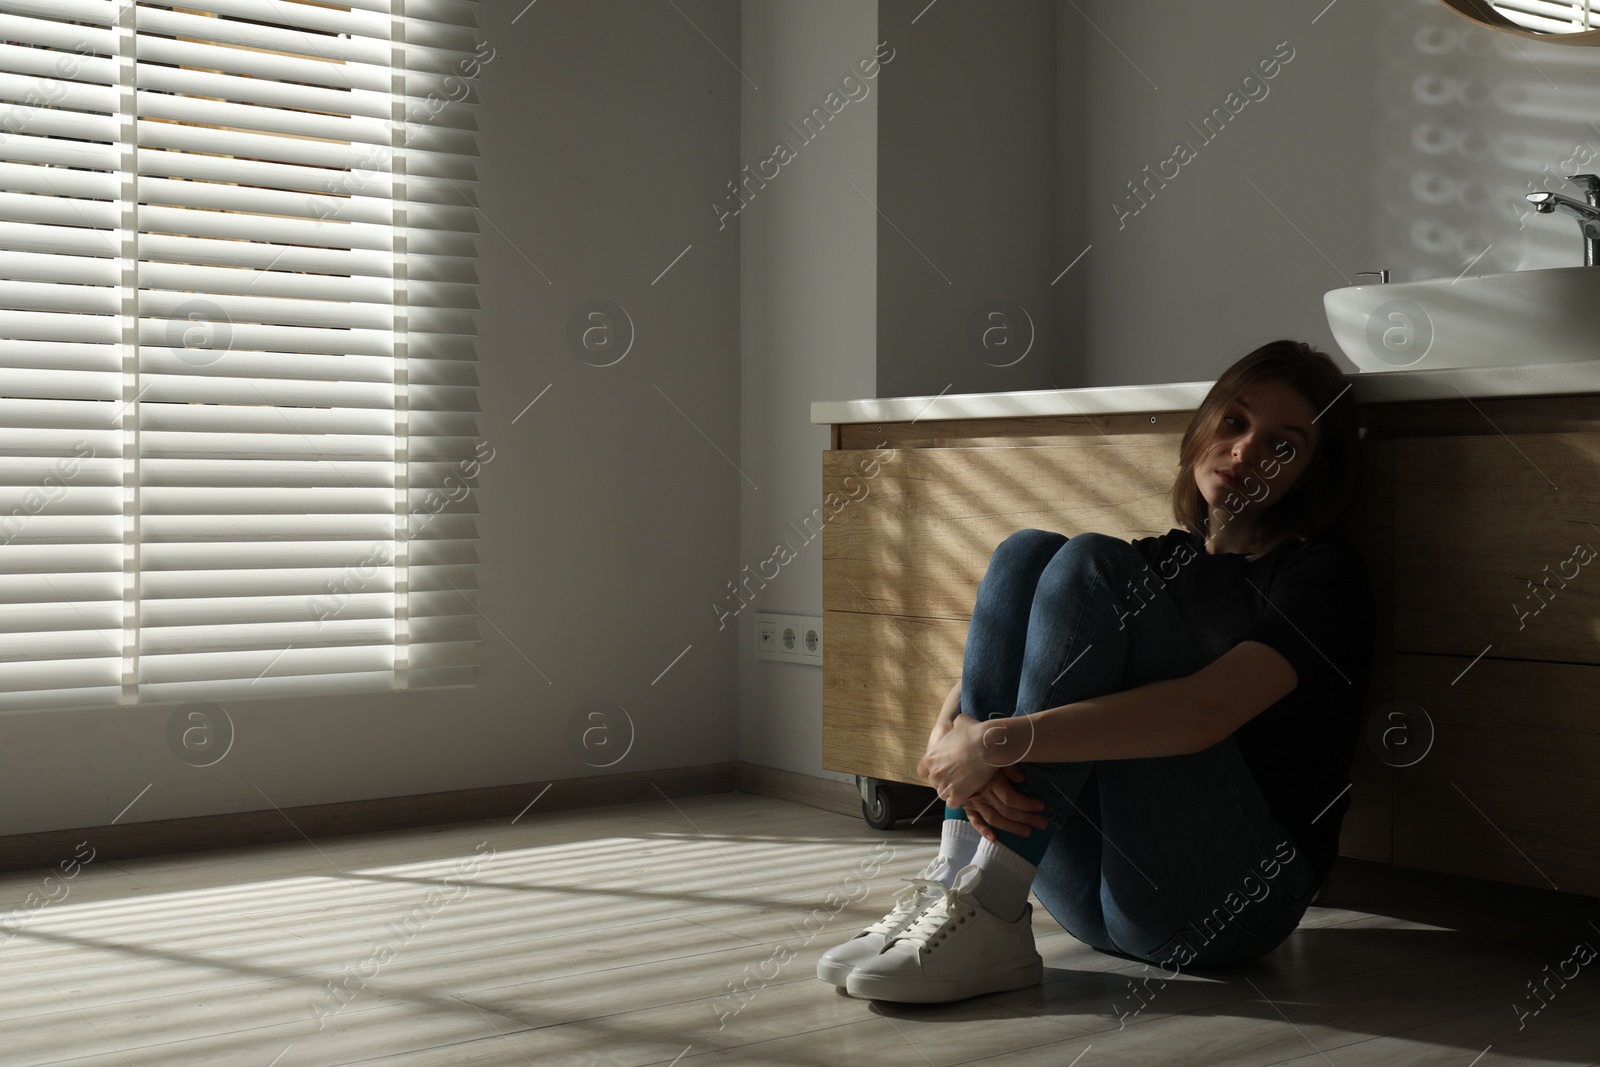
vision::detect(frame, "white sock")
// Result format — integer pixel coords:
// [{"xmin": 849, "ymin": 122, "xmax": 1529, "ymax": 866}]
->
[
  {"xmin": 968, "ymin": 836, "xmax": 1038, "ymax": 923},
  {"xmin": 919, "ymin": 819, "xmax": 981, "ymax": 888}
]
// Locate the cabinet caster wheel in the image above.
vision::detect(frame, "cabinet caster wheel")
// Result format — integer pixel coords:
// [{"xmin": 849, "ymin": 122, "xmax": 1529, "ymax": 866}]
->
[{"xmin": 858, "ymin": 777, "xmax": 898, "ymax": 830}]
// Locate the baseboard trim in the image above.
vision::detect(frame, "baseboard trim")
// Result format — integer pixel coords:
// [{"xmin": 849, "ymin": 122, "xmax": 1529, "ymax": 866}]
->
[
  {"xmin": 0, "ymin": 762, "xmax": 875, "ymax": 875},
  {"xmin": 0, "ymin": 762, "xmax": 739, "ymax": 875},
  {"xmin": 734, "ymin": 762, "xmax": 861, "ymax": 818}
]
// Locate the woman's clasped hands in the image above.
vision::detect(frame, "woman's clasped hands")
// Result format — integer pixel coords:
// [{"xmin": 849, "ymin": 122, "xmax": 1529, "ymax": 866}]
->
[{"xmin": 918, "ymin": 702, "xmax": 1052, "ymax": 845}]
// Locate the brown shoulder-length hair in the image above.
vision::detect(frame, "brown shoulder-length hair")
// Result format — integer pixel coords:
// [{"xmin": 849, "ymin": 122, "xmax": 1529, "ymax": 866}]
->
[{"xmin": 1170, "ymin": 339, "xmax": 1363, "ymax": 560}]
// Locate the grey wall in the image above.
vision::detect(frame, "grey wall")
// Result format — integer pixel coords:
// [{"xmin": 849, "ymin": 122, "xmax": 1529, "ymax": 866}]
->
[
  {"xmin": 735, "ymin": 0, "xmax": 878, "ymax": 784},
  {"xmin": 875, "ymin": 0, "xmax": 1071, "ymax": 400},
  {"xmin": 1054, "ymin": 4, "xmax": 1090, "ymax": 390},
  {"xmin": 1371, "ymin": 1, "xmax": 1600, "ymax": 280},
  {"xmin": 0, "ymin": 0, "xmax": 744, "ymax": 837},
  {"xmin": 876, "ymin": 0, "xmax": 1600, "ymax": 402},
  {"xmin": 876, "ymin": 0, "xmax": 1384, "ymax": 399},
  {"xmin": 1078, "ymin": 0, "xmax": 1380, "ymax": 386}
]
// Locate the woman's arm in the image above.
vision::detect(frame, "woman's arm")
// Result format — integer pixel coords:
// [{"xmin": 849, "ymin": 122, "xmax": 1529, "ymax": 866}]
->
[
  {"xmin": 982, "ymin": 641, "xmax": 1298, "ymax": 764},
  {"xmin": 922, "ymin": 643, "xmax": 1295, "ymax": 807},
  {"xmin": 918, "ymin": 677, "xmax": 1050, "ymax": 837},
  {"xmin": 925, "ymin": 678, "xmax": 962, "ymax": 745}
]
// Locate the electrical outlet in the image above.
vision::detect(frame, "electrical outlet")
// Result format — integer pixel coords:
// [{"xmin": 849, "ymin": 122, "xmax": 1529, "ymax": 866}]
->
[
  {"xmin": 754, "ymin": 613, "xmax": 823, "ymax": 664},
  {"xmin": 800, "ymin": 617, "xmax": 822, "ymax": 662},
  {"xmin": 756, "ymin": 617, "xmax": 780, "ymax": 656}
]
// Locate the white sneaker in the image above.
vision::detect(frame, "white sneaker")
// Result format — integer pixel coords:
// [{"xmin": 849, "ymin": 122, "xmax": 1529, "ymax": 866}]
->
[
  {"xmin": 843, "ymin": 863, "xmax": 1043, "ymax": 1003},
  {"xmin": 815, "ymin": 855, "xmax": 950, "ymax": 986}
]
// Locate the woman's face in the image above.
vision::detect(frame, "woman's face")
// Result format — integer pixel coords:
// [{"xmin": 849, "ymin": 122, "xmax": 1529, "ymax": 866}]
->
[{"xmin": 1195, "ymin": 378, "xmax": 1321, "ymax": 518}]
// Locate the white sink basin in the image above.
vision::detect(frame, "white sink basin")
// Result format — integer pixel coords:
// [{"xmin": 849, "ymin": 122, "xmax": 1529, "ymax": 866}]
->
[{"xmin": 1324, "ymin": 266, "xmax": 1600, "ymax": 372}]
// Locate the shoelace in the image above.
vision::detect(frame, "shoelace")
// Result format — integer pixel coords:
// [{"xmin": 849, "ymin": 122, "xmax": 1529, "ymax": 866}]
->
[
  {"xmin": 862, "ymin": 877, "xmax": 942, "ymax": 937},
  {"xmin": 861, "ymin": 855, "xmax": 952, "ymax": 938},
  {"xmin": 889, "ymin": 866, "xmax": 983, "ymax": 955}
]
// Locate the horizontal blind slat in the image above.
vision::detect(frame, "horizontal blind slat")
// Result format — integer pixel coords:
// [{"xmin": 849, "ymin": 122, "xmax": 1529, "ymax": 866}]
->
[{"xmin": 0, "ymin": 0, "xmax": 483, "ymax": 704}]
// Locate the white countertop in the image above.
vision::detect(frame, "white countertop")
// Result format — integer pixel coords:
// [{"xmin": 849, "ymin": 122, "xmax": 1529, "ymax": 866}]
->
[{"xmin": 810, "ymin": 359, "xmax": 1600, "ymax": 425}]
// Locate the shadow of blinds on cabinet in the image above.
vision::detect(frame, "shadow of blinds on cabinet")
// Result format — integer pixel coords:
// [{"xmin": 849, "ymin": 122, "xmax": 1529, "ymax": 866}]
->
[{"xmin": 0, "ymin": 0, "xmax": 484, "ymax": 710}]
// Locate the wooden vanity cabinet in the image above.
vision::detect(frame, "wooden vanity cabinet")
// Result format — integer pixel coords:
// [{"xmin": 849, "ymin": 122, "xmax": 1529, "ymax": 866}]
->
[{"xmin": 821, "ymin": 394, "xmax": 1600, "ymax": 896}]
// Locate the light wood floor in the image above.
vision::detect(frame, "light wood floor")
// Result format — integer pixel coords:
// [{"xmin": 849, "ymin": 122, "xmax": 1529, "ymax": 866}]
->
[{"xmin": 4, "ymin": 791, "xmax": 1598, "ymax": 1066}]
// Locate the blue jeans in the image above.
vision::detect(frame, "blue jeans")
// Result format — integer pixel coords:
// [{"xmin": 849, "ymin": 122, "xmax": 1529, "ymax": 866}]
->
[{"xmin": 958, "ymin": 529, "xmax": 1320, "ymax": 969}]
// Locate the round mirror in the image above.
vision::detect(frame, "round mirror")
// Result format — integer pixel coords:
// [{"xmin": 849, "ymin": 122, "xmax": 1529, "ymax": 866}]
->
[{"xmin": 1438, "ymin": 0, "xmax": 1600, "ymax": 43}]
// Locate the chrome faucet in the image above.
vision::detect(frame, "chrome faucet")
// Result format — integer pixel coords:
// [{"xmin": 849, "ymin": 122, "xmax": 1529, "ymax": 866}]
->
[{"xmin": 1526, "ymin": 174, "xmax": 1600, "ymax": 266}]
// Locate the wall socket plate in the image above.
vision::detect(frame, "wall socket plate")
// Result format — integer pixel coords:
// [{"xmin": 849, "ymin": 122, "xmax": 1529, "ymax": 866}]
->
[{"xmin": 754, "ymin": 613, "xmax": 822, "ymax": 664}]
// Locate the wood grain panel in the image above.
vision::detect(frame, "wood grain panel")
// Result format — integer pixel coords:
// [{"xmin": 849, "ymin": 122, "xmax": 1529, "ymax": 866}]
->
[
  {"xmin": 1338, "ymin": 781, "xmax": 1390, "ymax": 864},
  {"xmin": 821, "ymin": 437, "xmax": 1183, "ymax": 621},
  {"xmin": 839, "ymin": 410, "xmax": 1192, "ymax": 451},
  {"xmin": 837, "ymin": 394, "xmax": 1600, "ymax": 451},
  {"xmin": 1341, "ymin": 692, "xmax": 1394, "ymax": 865},
  {"xmin": 1361, "ymin": 393, "xmax": 1600, "ymax": 439},
  {"xmin": 1344, "ymin": 437, "xmax": 1396, "ymax": 865},
  {"xmin": 1394, "ymin": 433, "xmax": 1600, "ymax": 664},
  {"xmin": 1393, "ymin": 653, "xmax": 1600, "ymax": 896},
  {"xmin": 821, "ymin": 608, "xmax": 966, "ymax": 786}
]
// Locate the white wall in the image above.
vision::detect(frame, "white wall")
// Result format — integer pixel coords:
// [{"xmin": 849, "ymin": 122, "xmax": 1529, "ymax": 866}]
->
[
  {"xmin": 734, "ymin": 0, "xmax": 879, "ymax": 783},
  {"xmin": 873, "ymin": 0, "xmax": 1387, "ymax": 401},
  {"xmin": 1370, "ymin": 1, "xmax": 1600, "ymax": 280},
  {"xmin": 872, "ymin": 0, "xmax": 1600, "ymax": 405},
  {"xmin": 875, "ymin": 0, "xmax": 1069, "ymax": 400},
  {"xmin": 1078, "ymin": 0, "xmax": 1381, "ymax": 386},
  {"xmin": 0, "ymin": 0, "xmax": 745, "ymax": 837}
]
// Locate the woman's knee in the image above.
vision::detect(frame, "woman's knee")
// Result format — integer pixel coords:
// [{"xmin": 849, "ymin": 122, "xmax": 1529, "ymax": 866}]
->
[
  {"xmin": 1058, "ymin": 530, "xmax": 1136, "ymax": 565},
  {"xmin": 995, "ymin": 528, "xmax": 1066, "ymax": 557},
  {"xmin": 995, "ymin": 529, "xmax": 1133, "ymax": 568},
  {"xmin": 1032, "ymin": 530, "xmax": 1137, "ymax": 596},
  {"xmin": 985, "ymin": 528, "xmax": 1068, "ymax": 580}
]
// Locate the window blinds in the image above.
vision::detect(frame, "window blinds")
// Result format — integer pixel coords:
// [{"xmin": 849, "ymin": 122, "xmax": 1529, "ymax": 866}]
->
[{"xmin": 0, "ymin": 0, "xmax": 483, "ymax": 711}]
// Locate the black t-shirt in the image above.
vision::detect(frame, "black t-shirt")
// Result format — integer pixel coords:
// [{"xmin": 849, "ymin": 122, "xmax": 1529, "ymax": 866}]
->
[{"xmin": 1128, "ymin": 526, "xmax": 1377, "ymax": 888}]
